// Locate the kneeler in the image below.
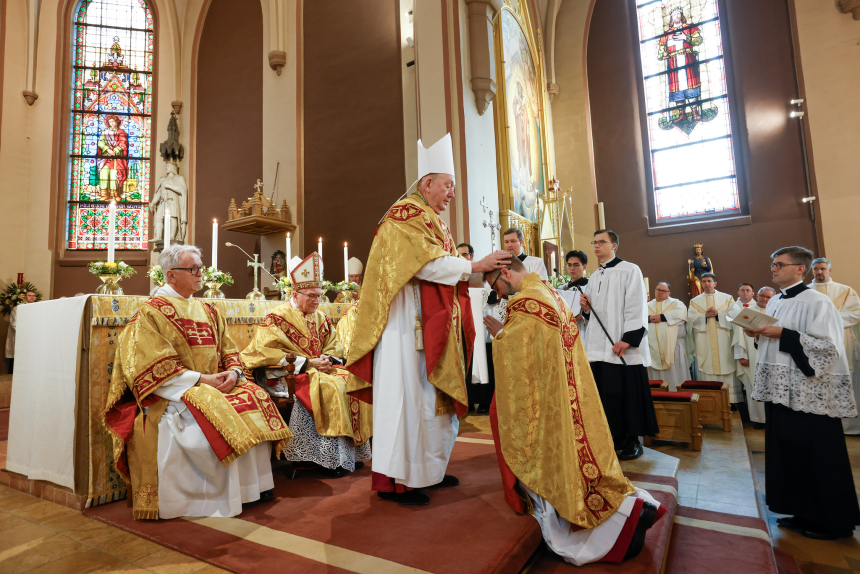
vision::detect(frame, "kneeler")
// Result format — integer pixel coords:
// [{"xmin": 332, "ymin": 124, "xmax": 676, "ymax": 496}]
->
[{"xmin": 488, "ymin": 396, "xmax": 666, "ymax": 563}]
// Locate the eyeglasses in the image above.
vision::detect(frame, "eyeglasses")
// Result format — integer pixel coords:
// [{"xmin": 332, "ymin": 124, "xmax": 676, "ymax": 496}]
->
[
  {"xmin": 172, "ymin": 265, "xmax": 203, "ymax": 275},
  {"xmin": 590, "ymin": 240, "xmax": 612, "ymax": 246},
  {"xmin": 489, "ymin": 270, "xmax": 503, "ymax": 292},
  {"xmin": 770, "ymin": 263, "xmax": 802, "ymax": 270},
  {"xmin": 655, "ymin": 289, "xmax": 670, "ymax": 293},
  {"xmin": 298, "ymin": 292, "xmax": 322, "ymax": 301}
]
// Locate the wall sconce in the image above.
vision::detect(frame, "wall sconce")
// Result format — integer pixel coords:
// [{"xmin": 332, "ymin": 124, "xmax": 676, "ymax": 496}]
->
[
  {"xmin": 790, "ymin": 111, "xmax": 805, "ymax": 119},
  {"xmin": 801, "ymin": 196, "xmax": 816, "ymax": 203}
]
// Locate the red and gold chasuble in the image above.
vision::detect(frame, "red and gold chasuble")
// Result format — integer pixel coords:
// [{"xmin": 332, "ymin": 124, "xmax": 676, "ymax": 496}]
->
[
  {"xmin": 240, "ymin": 303, "xmax": 372, "ymax": 444},
  {"xmin": 345, "ymin": 193, "xmax": 475, "ymax": 416},
  {"xmin": 490, "ymin": 274, "xmax": 634, "ymax": 529},
  {"xmin": 103, "ymin": 296, "xmax": 291, "ymax": 520}
]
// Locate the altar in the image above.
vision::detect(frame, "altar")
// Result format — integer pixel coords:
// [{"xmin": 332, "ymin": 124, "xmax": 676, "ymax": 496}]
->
[{"xmin": 5, "ymin": 295, "xmax": 353, "ymax": 508}]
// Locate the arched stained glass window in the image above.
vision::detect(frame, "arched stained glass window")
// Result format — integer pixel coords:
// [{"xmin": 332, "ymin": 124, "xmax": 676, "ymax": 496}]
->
[
  {"xmin": 67, "ymin": 0, "xmax": 154, "ymax": 250},
  {"xmin": 633, "ymin": 0, "xmax": 740, "ymax": 222}
]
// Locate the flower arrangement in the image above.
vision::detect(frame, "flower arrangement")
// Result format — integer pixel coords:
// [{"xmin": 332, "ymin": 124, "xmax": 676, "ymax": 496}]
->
[
  {"xmin": 147, "ymin": 265, "xmax": 165, "ymax": 286},
  {"xmin": 202, "ymin": 266, "xmax": 235, "ymax": 286},
  {"xmin": 548, "ymin": 274, "xmax": 572, "ymax": 289},
  {"xmin": 0, "ymin": 282, "xmax": 43, "ymax": 316},
  {"xmin": 321, "ymin": 280, "xmax": 339, "ymax": 293},
  {"xmin": 276, "ymin": 276, "xmax": 292, "ymax": 292},
  {"xmin": 87, "ymin": 261, "xmax": 136, "ymax": 279},
  {"xmin": 333, "ymin": 281, "xmax": 360, "ymax": 293}
]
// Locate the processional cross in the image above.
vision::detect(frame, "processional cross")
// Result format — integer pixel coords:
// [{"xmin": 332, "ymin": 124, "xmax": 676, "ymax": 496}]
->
[
  {"xmin": 246, "ymin": 254, "xmax": 266, "ymax": 300},
  {"xmin": 481, "ymin": 196, "xmax": 501, "ymax": 248}
]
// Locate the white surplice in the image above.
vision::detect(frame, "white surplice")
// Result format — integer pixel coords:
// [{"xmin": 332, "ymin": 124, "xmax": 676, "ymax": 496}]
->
[
  {"xmin": 752, "ymin": 283, "xmax": 855, "ymax": 419},
  {"xmin": 646, "ymin": 297, "xmax": 689, "ymax": 390},
  {"xmin": 4, "ymin": 306, "xmax": 16, "ymax": 359},
  {"xmin": 372, "ymin": 256, "xmax": 472, "ymax": 488},
  {"xmin": 151, "ymin": 284, "xmax": 274, "ymax": 519},
  {"xmin": 582, "ymin": 257, "xmax": 650, "ymax": 366},
  {"xmin": 688, "ymin": 291, "xmax": 738, "ymax": 400},
  {"xmin": 521, "ymin": 253, "xmax": 548, "ymax": 279},
  {"xmin": 729, "ymin": 299, "xmax": 766, "ymax": 423},
  {"xmin": 810, "ymin": 280, "xmax": 860, "ymax": 433},
  {"xmin": 557, "ymin": 278, "xmax": 589, "ymax": 338}
]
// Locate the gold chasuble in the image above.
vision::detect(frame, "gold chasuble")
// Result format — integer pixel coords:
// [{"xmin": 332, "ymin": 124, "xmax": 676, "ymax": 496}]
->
[
  {"xmin": 103, "ymin": 297, "xmax": 291, "ymax": 520},
  {"xmin": 240, "ymin": 303, "xmax": 371, "ymax": 444},
  {"xmin": 491, "ymin": 274, "xmax": 634, "ymax": 529},
  {"xmin": 345, "ymin": 193, "xmax": 475, "ymax": 416}
]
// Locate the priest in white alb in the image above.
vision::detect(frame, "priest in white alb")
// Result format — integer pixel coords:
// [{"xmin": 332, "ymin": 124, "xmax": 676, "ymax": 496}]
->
[
  {"xmin": 103, "ymin": 245, "xmax": 291, "ymax": 520},
  {"xmin": 345, "ymin": 134, "xmax": 510, "ymax": 505},
  {"xmin": 646, "ymin": 282, "xmax": 689, "ymax": 391},
  {"xmin": 809, "ymin": 257, "xmax": 860, "ymax": 434},
  {"xmin": 729, "ymin": 282, "xmax": 766, "ymax": 426},
  {"xmin": 688, "ymin": 273, "xmax": 741, "ymax": 403}
]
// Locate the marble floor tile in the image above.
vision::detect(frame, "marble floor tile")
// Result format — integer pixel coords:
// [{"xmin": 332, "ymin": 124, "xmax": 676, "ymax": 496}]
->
[
  {"xmin": 26, "ymin": 547, "xmax": 141, "ymax": 574},
  {"xmin": 95, "ymin": 529, "xmax": 164, "ymax": 563},
  {"xmin": 132, "ymin": 548, "xmax": 210, "ymax": 574},
  {"xmin": 0, "ymin": 532, "xmax": 87, "ymax": 574}
]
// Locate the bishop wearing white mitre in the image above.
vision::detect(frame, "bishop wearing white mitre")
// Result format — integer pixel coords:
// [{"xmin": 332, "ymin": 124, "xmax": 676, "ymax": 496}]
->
[
  {"xmin": 688, "ymin": 273, "xmax": 741, "ymax": 402},
  {"xmin": 646, "ymin": 282, "xmax": 689, "ymax": 391},
  {"xmin": 729, "ymin": 283, "xmax": 766, "ymax": 425},
  {"xmin": 809, "ymin": 257, "xmax": 860, "ymax": 434}
]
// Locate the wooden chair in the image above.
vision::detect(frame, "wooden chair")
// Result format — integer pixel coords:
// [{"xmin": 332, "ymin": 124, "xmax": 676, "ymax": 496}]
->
[
  {"xmin": 649, "ymin": 379, "xmax": 668, "ymax": 391},
  {"xmin": 644, "ymin": 390, "xmax": 703, "ymax": 451},
  {"xmin": 678, "ymin": 380, "xmax": 731, "ymax": 432}
]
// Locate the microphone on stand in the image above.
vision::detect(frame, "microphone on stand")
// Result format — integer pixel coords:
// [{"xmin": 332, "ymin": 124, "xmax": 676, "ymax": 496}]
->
[{"xmin": 225, "ymin": 242, "xmax": 281, "ymax": 283}]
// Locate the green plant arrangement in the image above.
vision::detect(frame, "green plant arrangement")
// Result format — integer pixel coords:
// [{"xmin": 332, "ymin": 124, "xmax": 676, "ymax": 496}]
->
[
  {"xmin": 147, "ymin": 265, "xmax": 165, "ymax": 287},
  {"xmin": 548, "ymin": 274, "xmax": 572, "ymax": 289},
  {"xmin": 333, "ymin": 281, "xmax": 360, "ymax": 293},
  {"xmin": 87, "ymin": 261, "xmax": 137, "ymax": 279},
  {"xmin": 0, "ymin": 282, "xmax": 43, "ymax": 316},
  {"xmin": 202, "ymin": 267, "xmax": 235, "ymax": 286}
]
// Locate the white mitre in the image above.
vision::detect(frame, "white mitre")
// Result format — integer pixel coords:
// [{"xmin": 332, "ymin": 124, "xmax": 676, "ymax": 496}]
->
[
  {"xmin": 417, "ymin": 134, "xmax": 455, "ymax": 179},
  {"xmin": 287, "ymin": 255, "xmax": 302, "ymax": 275},
  {"xmin": 348, "ymin": 257, "xmax": 363, "ymax": 275}
]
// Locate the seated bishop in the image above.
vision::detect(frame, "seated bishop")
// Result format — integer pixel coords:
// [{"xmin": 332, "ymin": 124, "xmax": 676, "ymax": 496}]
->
[
  {"xmin": 241, "ymin": 252, "xmax": 372, "ymax": 478},
  {"xmin": 482, "ymin": 257, "xmax": 665, "ymax": 566},
  {"xmin": 103, "ymin": 245, "xmax": 292, "ymax": 520}
]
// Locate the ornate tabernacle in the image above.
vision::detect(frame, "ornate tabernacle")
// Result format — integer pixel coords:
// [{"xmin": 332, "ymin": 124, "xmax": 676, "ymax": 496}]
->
[{"xmin": 223, "ymin": 179, "xmax": 296, "ymax": 236}]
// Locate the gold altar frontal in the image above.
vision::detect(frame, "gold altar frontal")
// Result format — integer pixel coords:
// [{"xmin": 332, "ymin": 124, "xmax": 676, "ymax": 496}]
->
[{"xmin": 82, "ymin": 295, "xmax": 351, "ymax": 508}]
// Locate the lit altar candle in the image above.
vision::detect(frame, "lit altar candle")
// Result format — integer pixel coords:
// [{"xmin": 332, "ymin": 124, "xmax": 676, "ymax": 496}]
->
[
  {"xmin": 286, "ymin": 232, "xmax": 292, "ymax": 274},
  {"xmin": 644, "ymin": 277, "xmax": 650, "ymax": 295},
  {"xmin": 164, "ymin": 206, "xmax": 171, "ymax": 250},
  {"xmin": 107, "ymin": 201, "xmax": 116, "ymax": 263},
  {"xmin": 551, "ymin": 252, "xmax": 556, "ymax": 277},
  {"xmin": 318, "ymin": 237, "xmax": 323, "ymax": 279},
  {"xmin": 212, "ymin": 219, "xmax": 218, "ymax": 269},
  {"xmin": 344, "ymin": 242, "xmax": 349, "ymax": 282}
]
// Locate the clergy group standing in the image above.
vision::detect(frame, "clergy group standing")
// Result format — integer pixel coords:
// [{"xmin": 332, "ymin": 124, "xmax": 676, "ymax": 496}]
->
[
  {"xmin": 729, "ymin": 283, "xmax": 766, "ymax": 426},
  {"xmin": 646, "ymin": 282, "xmax": 689, "ymax": 391}
]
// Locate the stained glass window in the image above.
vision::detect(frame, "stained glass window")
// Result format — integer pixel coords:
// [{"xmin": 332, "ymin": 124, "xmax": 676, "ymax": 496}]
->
[
  {"xmin": 67, "ymin": 0, "xmax": 153, "ymax": 250},
  {"xmin": 633, "ymin": 0, "xmax": 739, "ymax": 221}
]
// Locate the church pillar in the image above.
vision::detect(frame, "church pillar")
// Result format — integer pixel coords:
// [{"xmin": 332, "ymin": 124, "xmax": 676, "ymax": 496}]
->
[{"xmin": 463, "ymin": 0, "xmax": 501, "ymax": 115}]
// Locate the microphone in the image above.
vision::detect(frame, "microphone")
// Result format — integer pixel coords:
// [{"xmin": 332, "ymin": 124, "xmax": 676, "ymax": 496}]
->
[{"xmin": 225, "ymin": 242, "xmax": 281, "ymax": 283}]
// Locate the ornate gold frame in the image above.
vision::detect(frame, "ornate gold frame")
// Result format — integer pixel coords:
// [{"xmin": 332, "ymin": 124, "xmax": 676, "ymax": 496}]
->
[{"xmin": 492, "ymin": 0, "xmax": 553, "ymax": 257}]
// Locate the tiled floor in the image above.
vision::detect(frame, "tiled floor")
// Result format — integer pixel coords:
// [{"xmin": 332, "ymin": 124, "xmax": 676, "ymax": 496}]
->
[{"xmin": 747, "ymin": 426, "xmax": 860, "ymax": 574}]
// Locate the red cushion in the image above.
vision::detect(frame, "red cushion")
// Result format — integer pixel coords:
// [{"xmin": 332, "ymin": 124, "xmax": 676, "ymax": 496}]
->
[
  {"xmin": 651, "ymin": 390, "xmax": 693, "ymax": 402},
  {"xmin": 648, "ymin": 380, "xmax": 665, "ymax": 388},
  {"xmin": 680, "ymin": 380, "xmax": 725, "ymax": 390}
]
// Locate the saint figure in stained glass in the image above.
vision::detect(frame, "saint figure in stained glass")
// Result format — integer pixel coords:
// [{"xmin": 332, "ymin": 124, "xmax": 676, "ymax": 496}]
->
[{"xmin": 97, "ymin": 115, "xmax": 129, "ymax": 201}]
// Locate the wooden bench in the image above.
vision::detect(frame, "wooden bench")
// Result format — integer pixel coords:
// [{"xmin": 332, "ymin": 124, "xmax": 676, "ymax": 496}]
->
[
  {"xmin": 644, "ymin": 390, "xmax": 703, "ymax": 451},
  {"xmin": 678, "ymin": 380, "xmax": 731, "ymax": 432},
  {"xmin": 649, "ymin": 380, "xmax": 669, "ymax": 391}
]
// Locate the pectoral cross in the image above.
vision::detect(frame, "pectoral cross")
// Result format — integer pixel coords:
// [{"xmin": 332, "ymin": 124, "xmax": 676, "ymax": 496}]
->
[
  {"xmin": 246, "ymin": 254, "xmax": 266, "ymax": 300},
  {"xmin": 483, "ymin": 209, "xmax": 501, "ymax": 249}
]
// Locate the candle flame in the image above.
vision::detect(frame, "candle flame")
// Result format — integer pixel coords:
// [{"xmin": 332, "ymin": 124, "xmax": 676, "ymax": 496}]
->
[
  {"xmin": 287, "ymin": 232, "xmax": 291, "ymax": 238},
  {"xmin": 319, "ymin": 237, "xmax": 322, "ymax": 242},
  {"xmin": 213, "ymin": 218, "xmax": 217, "ymax": 223},
  {"xmin": 344, "ymin": 242, "xmax": 347, "ymax": 247}
]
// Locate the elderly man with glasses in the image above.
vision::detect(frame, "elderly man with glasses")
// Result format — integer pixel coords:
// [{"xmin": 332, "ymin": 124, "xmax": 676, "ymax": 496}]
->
[
  {"xmin": 241, "ymin": 252, "xmax": 372, "ymax": 478},
  {"xmin": 645, "ymin": 282, "xmax": 689, "ymax": 391},
  {"xmin": 103, "ymin": 244, "xmax": 291, "ymax": 520}
]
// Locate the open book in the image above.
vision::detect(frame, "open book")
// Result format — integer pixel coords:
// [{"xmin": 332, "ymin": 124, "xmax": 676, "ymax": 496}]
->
[{"xmin": 728, "ymin": 307, "xmax": 779, "ymax": 330}]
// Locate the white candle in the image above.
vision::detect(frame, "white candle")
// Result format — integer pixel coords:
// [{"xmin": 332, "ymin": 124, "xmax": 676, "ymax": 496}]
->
[
  {"xmin": 344, "ymin": 242, "xmax": 349, "ymax": 282},
  {"xmin": 551, "ymin": 252, "xmax": 556, "ymax": 277},
  {"xmin": 318, "ymin": 237, "xmax": 323, "ymax": 279},
  {"xmin": 598, "ymin": 202, "xmax": 606, "ymax": 229},
  {"xmin": 212, "ymin": 219, "xmax": 218, "ymax": 269},
  {"xmin": 644, "ymin": 277, "xmax": 650, "ymax": 295},
  {"xmin": 107, "ymin": 201, "xmax": 116, "ymax": 263},
  {"xmin": 286, "ymin": 232, "xmax": 292, "ymax": 274},
  {"xmin": 164, "ymin": 206, "xmax": 171, "ymax": 250}
]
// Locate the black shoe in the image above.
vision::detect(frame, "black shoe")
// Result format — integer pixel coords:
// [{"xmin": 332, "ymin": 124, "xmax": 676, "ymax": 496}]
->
[
  {"xmin": 753, "ymin": 423, "xmax": 766, "ymax": 430},
  {"xmin": 801, "ymin": 528, "xmax": 853, "ymax": 540},
  {"xmin": 354, "ymin": 461, "xmax": 365, "ymax": 470},
  {"xmin": 776, "ymin": 516, "xmax": 808, "ymax": 531},
  {"xmin": 255, "ymin": 489, "xmax": 274, "ymax": 504},
  {"xmin": 730, "ymin": 404, "xmax": 738, "ymax": 412},
  {"xmin": 476, "ymin": 406, "xmax": 490, "ymax": 415},
  {"xmin": 624, "ymin": 502, "xmax": 658, "ymax": 561},
  {"xmin": 424, "ymin": 475, "xmax": 460, "ymax": 489},
  {"xmin": 617, "ymin": 439, "xmax": 644, "ymax": 461},
  {"xmin": 318, "ymin": 466, "xmax": 350, "ymax": 478},
  {"xmin": 377, "ymin": 490, "xmax": 430, "ymax": 506}
]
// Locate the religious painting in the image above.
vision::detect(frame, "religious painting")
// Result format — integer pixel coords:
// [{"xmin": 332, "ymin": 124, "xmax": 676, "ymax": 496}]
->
[
  {"xmin": 495, "ymin": 5, "xmax": 548, "ymax": 225},
  {"xmin": 633, "ymin": 0, "xmax": 740, "ymax": 221},
  {"xmin": 66, "ymin": 0, "xmax": 154, "ymax": 250}
]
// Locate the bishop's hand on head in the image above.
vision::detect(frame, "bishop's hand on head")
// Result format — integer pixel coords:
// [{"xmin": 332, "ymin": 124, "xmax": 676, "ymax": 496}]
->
[{"xmin": 471, "ymin": 250, "xmax": 511, "ymax": 273}]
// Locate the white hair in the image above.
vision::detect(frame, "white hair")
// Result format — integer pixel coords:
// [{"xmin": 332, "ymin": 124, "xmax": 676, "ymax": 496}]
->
[
  {"xmin": 758, "ymin": 286, "xmax": 776, "ymax": 295},
  {"xmin": 159, "ymin": 244, "xmax": 202, "ymax": 271},
  {"xmin": 812, "ymin": 257, "xmax": 831, "ymax": 268}
]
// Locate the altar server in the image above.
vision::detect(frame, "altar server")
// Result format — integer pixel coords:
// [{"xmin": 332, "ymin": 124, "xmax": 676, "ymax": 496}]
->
[
  {"xmin": 688, "ymin": 273, "xmax": 741, "ymax": 403},
  {"xmin": 103, "ymin": 245, "xmax": 291, "ymax": 520},
  {"xmin": 729, "ymin": 283, "xmax": 766, "ymax": 426},
  {"xmin": 809, "ymin": 257, "xmax": 860, "ymax": 434},
  {"xmin": 557, "ymin": 250, "xmax": 589, "ymax": 335},
  {"xmin": 241, "ymin": 252, "xmax": 372, "ymax": 477},
  {"xmin": 483, "ymin": 257, "xmax": 665, "ymax": 565},
  {"xmin": 752, "ymin": 246, "xmax": 859, "ymax": 540},
  {"xmin": 502, "ymin": 228, "xmax": 548, "ymax": 279},
  {"xmin": 646, "ymin": 282, "xmax": 689, "ymax": 391},
  {"xmin": 579, "ymin": 230, "xmax": 658, "ymax": 461},
  {"xmin": 345, "ymin": 134, "xmax": 510, "ymax": 505}
]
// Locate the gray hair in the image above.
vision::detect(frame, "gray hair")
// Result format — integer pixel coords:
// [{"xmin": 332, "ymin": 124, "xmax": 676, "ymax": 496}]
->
[
  {"xmin": 758, "ymin": 286, "xmax": 776, "ymax": 295},
  {"xmin": 159, "ymin": 244, "xmax": 202, "ymax": 271},
  {"xmin": 812, "ymin": 257, "xmax": 831, "ymax": 268}
]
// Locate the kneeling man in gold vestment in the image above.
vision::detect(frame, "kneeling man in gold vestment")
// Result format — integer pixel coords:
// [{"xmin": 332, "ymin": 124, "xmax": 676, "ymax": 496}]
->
[
  {"xmin": 104, "ymin": 245, "xmax": 292, "ymax": 520},
  {"xmin": 241, "ymin": 253, "xmax": 372, "ymax": 478},
  {"xmin": 483, "ymin": 257, "xmax": 666, "ymax": 565}
]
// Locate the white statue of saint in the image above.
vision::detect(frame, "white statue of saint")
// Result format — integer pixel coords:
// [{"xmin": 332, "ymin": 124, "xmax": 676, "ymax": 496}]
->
[{"xmin": 152, "ymin": 161, "xmax": 188, "ymax": 244}]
